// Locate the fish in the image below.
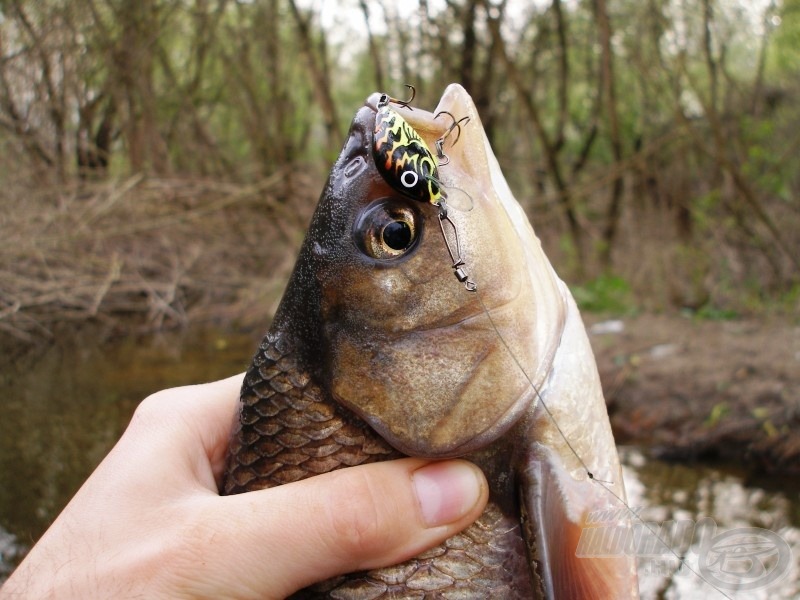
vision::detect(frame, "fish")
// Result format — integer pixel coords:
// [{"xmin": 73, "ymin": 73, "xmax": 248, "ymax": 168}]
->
[{"xmin": 223, "ymin": 84, "xmax": 639, "ymax": 599}]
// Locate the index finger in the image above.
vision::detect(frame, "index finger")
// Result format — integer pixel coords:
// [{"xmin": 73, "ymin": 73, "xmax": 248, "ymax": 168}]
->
[{"xmin": 129, "ymin": 373, "xmax": 245, "ymax": 485}]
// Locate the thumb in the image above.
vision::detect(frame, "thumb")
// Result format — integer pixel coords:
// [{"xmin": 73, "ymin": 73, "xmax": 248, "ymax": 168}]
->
[{"xmin": 188, "ymin": 458, "xmax": 488, "ymax": 599}]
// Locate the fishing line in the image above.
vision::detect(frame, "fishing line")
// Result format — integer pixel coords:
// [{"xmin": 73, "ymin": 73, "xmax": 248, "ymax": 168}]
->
[
  {"xmin": 473, "ymin": 288, "xmax": 734, "ymax": 600},
  {"xmin": 475, "ymin": 290, "xmax": 615, "ymax": 485},
  {"xmin": 371, "ymin": 87, "xmax": 731, "ymax": 597},
  {"xmin": 475, "ymin": 291, "xmax": 604, "ymax": 481}
]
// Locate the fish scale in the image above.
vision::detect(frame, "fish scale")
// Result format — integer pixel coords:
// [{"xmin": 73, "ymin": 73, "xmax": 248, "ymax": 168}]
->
[
  {"xmin": 225, "ymin": 335, "xmax": 397, "ymax": 493},
  {"xmin": 306, "ymin": 501, "xmax": 534, "ymax": 599},
  {"xmin": 224, "ymin": 333, "xmax": 535, "ymax": 598}
]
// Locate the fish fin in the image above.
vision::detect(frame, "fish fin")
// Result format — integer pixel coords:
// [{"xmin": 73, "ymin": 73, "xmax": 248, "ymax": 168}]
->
[{"xmin": 522, "ymin": 442, "xmax": 639, "ymax": 600}]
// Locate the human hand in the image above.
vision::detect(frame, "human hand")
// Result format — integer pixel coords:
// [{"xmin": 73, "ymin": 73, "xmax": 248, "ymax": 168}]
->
[{"xmin": 0, "ymin": 374, "xmax": 487, "ymax": 599}]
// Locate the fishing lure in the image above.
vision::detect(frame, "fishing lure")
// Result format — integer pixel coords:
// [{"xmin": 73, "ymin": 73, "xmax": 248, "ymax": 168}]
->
[
  {"xmin": 372, "ymin": 86, "xmax": 477, "ymax": 291},
  {"xmin": 372, "ymin": 87, "xmax": 443, "ymax": 205}
]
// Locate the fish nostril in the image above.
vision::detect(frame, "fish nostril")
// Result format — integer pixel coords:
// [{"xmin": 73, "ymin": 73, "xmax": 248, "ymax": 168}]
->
[
  {"xmin": 343, "ymin": 156, "xmax": 366, "ymax": 180},
  {"xmin": 341, "ymin": 123, "xmax": 367, "ymax": 158}
]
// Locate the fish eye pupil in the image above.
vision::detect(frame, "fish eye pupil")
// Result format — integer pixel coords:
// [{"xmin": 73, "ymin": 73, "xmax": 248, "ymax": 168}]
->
[{"xmin": 382, "ymin": 220, "xmax": 412, "ymax": 250}]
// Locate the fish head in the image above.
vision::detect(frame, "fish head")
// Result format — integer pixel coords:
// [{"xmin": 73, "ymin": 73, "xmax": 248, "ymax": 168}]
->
[{"xmin": 276, "ymin": 85, "xmax": 566, "ymax": 458}]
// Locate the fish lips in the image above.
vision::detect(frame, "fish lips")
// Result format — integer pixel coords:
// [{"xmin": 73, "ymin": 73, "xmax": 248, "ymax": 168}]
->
[{"xmin": 337, "ymin": 373, "xmax": 538, "ymax": 459}]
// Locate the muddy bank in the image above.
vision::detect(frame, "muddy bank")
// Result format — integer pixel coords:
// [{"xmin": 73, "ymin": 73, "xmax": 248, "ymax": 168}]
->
[{"xmin": 588, "ymin": 313, "xmax": 800, "ymax": 474}]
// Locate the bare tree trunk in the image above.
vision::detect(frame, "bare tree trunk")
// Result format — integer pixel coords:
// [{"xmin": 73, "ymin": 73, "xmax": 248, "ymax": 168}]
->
[
  {"xmin": 287, "ymin": 0, "xmax": 341, "ymax": 151},
  {"xmin": 0, "ymin": 35, "xmax": 56, "ymax": 169},
  {"xmin": 459, "ymin": 0, "xmax": 479, "ymax": 92},
  {"xmin": 683, "ymin": 4, "xmax": 800, "ymax": 274},
  {"xmin": 473, "ymin": 0, "xmax": 507, "ymax": 145},
  {"xmin": 594, "ymin": 0, "xmax": 625, "ymax": 268},
  {"xmin": 702, "ymin": 0, "xmax": 719, "ymax": 114},
  {"xmin": 750, "ymin": 0, "xmax": 777, "ymax": 117},
  {"xmin": 10, "ymin": 0, "xmax": 67, "ymax": 180},
  {"xmin": 552, "ymin": 0, "xmax": 569, "ymax": 152},
  {"xmin": 77, "ymin": 94, "xmax": 116, "ymax": 178},
  {"xmin": 90, "ymin": 0, "xmax": 170, "ymax": 174},
  {"xmin": 483, "ymin": 0, "xmax": 584, "ymax": 271},
  {"xmin": 359, "ymin": 0, "xmax": 385, "ymax": 91},
  {"xmin": 392, "ymin": 4, "xmax": 415, "ymax": 89}
]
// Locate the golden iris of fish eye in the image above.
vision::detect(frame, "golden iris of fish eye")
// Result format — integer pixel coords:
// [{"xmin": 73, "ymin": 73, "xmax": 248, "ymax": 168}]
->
[{"xmin": 354, "ymin": 199, "xmax": 420, "ymax": 260}]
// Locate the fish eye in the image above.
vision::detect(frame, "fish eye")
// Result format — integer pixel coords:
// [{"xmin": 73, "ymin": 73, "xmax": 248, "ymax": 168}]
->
[{"xmin": 354, "ymin": 199, "xmax": 420, "ymax": 260}]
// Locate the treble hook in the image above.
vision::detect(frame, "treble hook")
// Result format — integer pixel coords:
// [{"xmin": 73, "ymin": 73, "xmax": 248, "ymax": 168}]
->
[
  {"xmin": 434, "ymin": 112, "xmax": 471, "ymax": 165},
  {"xmin": 377, "ymin": 84, "xmax": 416, "ymax": 110},
  {"xmin": 436, "ymin": 201, "xmax": 477, "ymax": 292}
]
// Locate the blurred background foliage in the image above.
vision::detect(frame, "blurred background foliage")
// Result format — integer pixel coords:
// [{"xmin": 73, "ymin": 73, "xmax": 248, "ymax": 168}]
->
[{"xmin": 0, "ymin": 0, "xmax": 798, "ymax": 340}]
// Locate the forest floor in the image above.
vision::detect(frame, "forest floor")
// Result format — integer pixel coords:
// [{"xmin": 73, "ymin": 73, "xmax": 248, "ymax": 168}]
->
[{"xmin": 586, "ymin": 312, "xmax": 800, "ymax": 474}]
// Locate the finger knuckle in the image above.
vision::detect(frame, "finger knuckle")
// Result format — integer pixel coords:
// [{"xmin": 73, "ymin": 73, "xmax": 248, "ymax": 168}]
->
[
  {"xmin": 321, "ymin": 470, "xmax": 394, "ymax": 559},
  {"xmin": 131, "ymin": 391, "xmax": 169, "ymax": 424},
  {"xmin": 127, "ymin": 389, "xmax": 183, "ymax": 437}
]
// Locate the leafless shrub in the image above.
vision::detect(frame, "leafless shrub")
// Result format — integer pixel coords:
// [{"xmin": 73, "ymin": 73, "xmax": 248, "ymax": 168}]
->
[{"xmin": 0, "ymin": 170, "xmax": 319, "ymax": 343}]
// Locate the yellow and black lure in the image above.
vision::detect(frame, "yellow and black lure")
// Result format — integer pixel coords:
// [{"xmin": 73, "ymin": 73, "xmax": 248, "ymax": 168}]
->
[
  {"xmin": 372, "ymin": 91, "xmax": 444, "ymax": 206},
  {"xmin": 371, "ymin": 86, "xmax": 476, "ymax": 291}
]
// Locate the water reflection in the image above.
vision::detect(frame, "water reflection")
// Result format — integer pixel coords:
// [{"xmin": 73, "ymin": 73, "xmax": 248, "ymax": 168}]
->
[
  {"xmin": 0, "ymin": 524, "xmax": 21, "ymax": 581},
  {"xmin": 0, "ymin": 327, "xmax": 258, "ymax": 581},
  {"xmin": 621, "ymin": 447, "xmax": 799, "ymax": 599},
  {"xmin": 0, "ymin": 332, "xmax": 797, "ymax": 597}
]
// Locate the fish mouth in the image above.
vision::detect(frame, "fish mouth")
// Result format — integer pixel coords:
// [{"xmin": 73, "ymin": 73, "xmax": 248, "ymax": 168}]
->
[
  {"xmin": 363, "ymin": 91, "xmax": 455, "ymax": 139},
  {"xmin": 353, "ymin": 383, "xmax": 535, "ymax": 460}
]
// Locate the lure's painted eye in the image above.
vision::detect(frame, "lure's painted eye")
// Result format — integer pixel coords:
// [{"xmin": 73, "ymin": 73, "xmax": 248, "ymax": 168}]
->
[
  {"xmin": 355, "ymin": 200, "xmax": 420, "ymax": 260},
  {"xmin": 400, "ymin": 170, "xmax": 418, "ymax": 188}
]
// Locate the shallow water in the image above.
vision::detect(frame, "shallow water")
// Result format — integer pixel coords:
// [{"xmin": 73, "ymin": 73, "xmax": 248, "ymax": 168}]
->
[
  {"xmin": 0, "ymin": 330, "xmax": 797, "ymax": 597},
  {"xmin": 621, "ymin": 447, "xmax": 799, "ymax": 599},
  {"xmin": 0, "ymin": 327, "xmax": 258, "ymax": 581}
]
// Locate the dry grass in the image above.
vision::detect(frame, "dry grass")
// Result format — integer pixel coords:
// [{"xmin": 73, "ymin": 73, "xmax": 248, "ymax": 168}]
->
[{"xmin": 0, "ymin": 170, "xmax": 321, "ymax": 343}]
